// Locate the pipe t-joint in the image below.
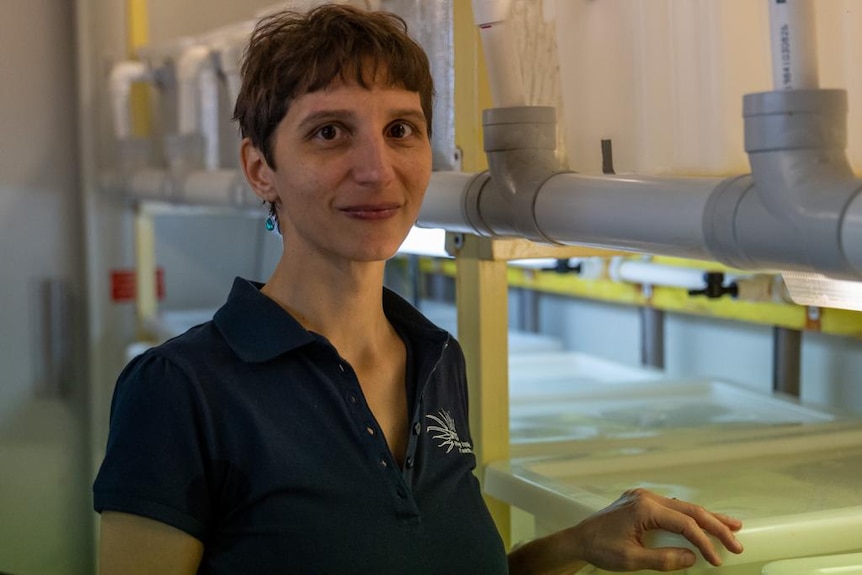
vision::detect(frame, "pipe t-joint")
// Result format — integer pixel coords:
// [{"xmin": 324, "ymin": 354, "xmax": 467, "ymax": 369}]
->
[{"xmin": 482, "ymin": 106, "xmax": 564, "ymax": 242}]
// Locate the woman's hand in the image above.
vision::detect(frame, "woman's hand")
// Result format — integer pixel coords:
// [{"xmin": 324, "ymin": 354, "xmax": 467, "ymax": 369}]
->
[
  {"xmin": 508, "ymin": 488, "xmax": 743, "ymax": 574},
  {"xmin": 568, "ymin": 488, "xmax": 744, "ymax": 571}
]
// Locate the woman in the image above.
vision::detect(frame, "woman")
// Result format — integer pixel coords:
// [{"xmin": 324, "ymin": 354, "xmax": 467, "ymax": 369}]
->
[{"xmin": 94, "ymin": 5, "xmax": 743, "ymax": 573}]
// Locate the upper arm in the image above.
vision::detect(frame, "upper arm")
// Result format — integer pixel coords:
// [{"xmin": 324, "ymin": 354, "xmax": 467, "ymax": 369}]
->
[{"xmin": 98, "ymin": 511, "xmax": 204, "ymax": 575}]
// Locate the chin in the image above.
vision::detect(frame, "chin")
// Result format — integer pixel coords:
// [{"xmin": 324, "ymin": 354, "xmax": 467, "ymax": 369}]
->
[
  {"xmin": 351, "ymin": 232, "xmax": 411, "ymax": 262},
  {"xmin": 356, "ymin": 246, "xmax": 402, "ymax": 263}
]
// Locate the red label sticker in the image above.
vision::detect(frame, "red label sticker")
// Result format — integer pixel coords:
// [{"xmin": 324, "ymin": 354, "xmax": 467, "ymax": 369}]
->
[{"xmin": 110, "ymin": 268, "xmax": 165, "ymax": 302}]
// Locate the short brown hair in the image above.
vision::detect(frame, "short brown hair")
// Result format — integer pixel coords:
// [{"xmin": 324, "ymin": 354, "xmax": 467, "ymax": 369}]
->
[{"xmin": 233, "ymin": 4, "xmax": 434, "ymax": 170}]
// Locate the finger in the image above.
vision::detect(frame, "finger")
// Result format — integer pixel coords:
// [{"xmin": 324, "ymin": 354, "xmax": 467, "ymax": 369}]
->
[
  {"xmin": 712, "ymin": 512, "xmax": 744, "ymax": 531},
  {"xmin": 647, "ymin": 506, "xmax": 723, "ymax": 565},
  {"xmin": 667, "ymin": 495, "xmax": 743, "ymax": 530},
  {"xmin": 673, "ymin": 516, "xmax": 724, "ymax": 566},
  {"xmin": 664, "ymin": 498, "xmax": 744, "ymax": 556}
]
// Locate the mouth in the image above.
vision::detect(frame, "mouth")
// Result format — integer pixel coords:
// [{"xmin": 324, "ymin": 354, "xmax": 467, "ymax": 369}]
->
[{"xmin": 339, "ymin": 204, "xmax": 401, "ymax": 220}]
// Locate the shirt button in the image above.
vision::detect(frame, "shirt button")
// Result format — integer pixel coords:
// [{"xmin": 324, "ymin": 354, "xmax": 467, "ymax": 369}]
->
[
  {"xmin": 406, "ymin": 456, "xmax": 415, "ymax": 469},
  {"xmin": 338, "ymin": 363, "xmax": 346, "ymax": 373},
  {"xmin": 379, "ymin": 458, "xmax": 388, "ymax": 468},
  {"xmin": 412, "ymin": 422, "xmax": 421, "ymax": 435},
  {"xmin": 349, "ymin": 395, "xmax": 358, "ymax": 405},
  {"xmin": 366, "ymin": 426, "xmax": 375, "ymax": 436}
]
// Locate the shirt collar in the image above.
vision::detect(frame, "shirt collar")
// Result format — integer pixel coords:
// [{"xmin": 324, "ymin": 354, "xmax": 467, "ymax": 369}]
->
[
  {"xmin": 214, "ymin": 277, "xmax": 450, "ymax": 363},
  {"xmin": 214, "ymin": 277, "xmax": 316, "ymax": 362}
]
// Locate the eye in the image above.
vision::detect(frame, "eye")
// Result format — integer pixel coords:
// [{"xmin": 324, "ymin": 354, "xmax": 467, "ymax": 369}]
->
[
  {"xmin": 387, "ymin": 121, "xmax": 415, "ymax": 139},
  {"xmin": 314, "ymin": 124, "xmax": 342, "ymax": 141}
]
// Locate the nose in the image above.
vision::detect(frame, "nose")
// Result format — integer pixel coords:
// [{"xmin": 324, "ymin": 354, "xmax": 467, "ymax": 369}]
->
[{"xmin": 351, "ymin": 132, "xmax": 395, "ymax": 186}]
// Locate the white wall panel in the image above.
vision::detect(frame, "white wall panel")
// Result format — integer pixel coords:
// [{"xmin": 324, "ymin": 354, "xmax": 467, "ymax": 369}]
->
[{"xmin": 0, "ymin": 0, "xmax": 92, "ymax": 572}]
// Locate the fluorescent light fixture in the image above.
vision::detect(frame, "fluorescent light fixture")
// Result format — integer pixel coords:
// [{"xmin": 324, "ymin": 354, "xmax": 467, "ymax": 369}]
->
[
  {"xmin": 782, "ymin": 271, "xmax": 862, "ymax": 312},
  {"xmin": 397, "ymin": 226, "xmax": 449, "ymax": 258}
]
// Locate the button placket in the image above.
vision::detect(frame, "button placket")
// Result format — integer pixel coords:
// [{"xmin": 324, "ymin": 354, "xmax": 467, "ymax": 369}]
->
[{"xmin": 335, "ymin": 356, "xmax": 417, "ymax": 513}]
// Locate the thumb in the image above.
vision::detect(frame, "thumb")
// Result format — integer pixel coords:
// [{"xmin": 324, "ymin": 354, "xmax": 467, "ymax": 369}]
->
[{"xmin": 637, "ymin": 547, "xmax": 698, "ymax": 572}]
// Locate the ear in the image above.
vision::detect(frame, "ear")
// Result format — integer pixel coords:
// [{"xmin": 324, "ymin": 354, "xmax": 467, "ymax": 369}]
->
[{"xmin": 239, "ymin": 138, "xmax": 278, "ymax": 203}]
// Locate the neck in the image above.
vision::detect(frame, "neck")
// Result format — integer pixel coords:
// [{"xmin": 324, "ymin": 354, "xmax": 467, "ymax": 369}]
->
[{"xmin": 261, "ymin": 251, "xmax": 392, "ymax": 358}]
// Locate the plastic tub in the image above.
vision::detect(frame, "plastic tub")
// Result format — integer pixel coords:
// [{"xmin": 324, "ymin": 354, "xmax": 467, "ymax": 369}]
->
[
  {"xmin": 508, "ymin": 352, "xmax": 662, "ymax": 390},
  {"xmin": 508, "ymin": 377, "xmax": 839, "ymax": 458},
  {"xmin": 485, "ymin": 428, "xmax": 862, "ymax": 573},
  {"xmin": 762, "ymin": 551, "xmax": 862, "ymax": 575}
]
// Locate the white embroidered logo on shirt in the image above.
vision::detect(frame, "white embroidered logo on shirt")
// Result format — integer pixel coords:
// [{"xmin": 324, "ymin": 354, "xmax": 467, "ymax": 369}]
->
[{"xmin": 426, "ymin": 410, "xmax": 473, "ymax": 454}]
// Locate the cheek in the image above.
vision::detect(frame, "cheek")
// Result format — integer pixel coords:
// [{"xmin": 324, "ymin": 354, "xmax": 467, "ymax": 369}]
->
[
  {"xmin": 404, "ymin": 153, "xmax": 432, "ymax": 193},
  {"xmin": 275, "ymin": 167, "xmax": 321, "ymax": 211}
]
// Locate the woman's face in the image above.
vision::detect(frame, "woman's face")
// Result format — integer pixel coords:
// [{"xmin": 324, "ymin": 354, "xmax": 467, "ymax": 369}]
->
[{"xmin": 248, "ymin": 79, "xmax": 432, "ymax": 266}]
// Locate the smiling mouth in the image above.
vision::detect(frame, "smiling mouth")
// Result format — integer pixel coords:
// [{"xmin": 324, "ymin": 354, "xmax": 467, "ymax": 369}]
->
[{"xmin": 340, "ymin": 205, "xmax": 401, "ymax": 220}]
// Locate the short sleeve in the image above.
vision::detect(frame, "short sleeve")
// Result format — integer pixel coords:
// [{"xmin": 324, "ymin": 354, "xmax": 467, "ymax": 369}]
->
[{"xmin": 93, "ymin": 351, "xmax": 214, "ymax": 541}]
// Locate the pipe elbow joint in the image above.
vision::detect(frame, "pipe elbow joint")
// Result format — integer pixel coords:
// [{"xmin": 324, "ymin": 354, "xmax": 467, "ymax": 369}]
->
[
  {"xmin": 706, "ymin": 90, "xmax": 862, "ymax": 277},
  {"xmin": 109, "ymin": 61, "xmax": 150, "ymax": 141},
  {"xmin": 471, "ymin": 0, "xmax": 514, "ymax": 26},
  {"xmin": 109, "ymin": 61, "xmax": 149, "ymax": 94},
  {"xmin": 176, "ymin": 44, "xmax": 214, "ymax": 80},
  {"xmin": 482, "ymin": 106, "xmax": 567, "ymax": 242},
  {"xmin": 744, "ymin": 89, "xmax": 855, "ymax": 214},
  {"xmin": 738, "ymin": 89, "xmax": 862, "ymax": 275}
]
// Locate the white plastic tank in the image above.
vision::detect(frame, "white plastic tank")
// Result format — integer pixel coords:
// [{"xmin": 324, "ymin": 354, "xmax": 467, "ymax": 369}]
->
[
  {"xmin": 763, "ymin": 551, "xmax": 862, "ymax": 575},
  {"xmin": 485, "ymin": 427, "xmax": 862, "ymax": 574}
]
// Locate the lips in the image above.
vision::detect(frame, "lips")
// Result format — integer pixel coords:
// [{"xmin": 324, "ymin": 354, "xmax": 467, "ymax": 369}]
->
[{"xmin": 339, "ymin": 204, "xmax": 401, "ymax": 220}]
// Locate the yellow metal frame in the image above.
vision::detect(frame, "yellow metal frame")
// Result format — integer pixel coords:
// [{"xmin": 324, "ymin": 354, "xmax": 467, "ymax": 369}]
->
[
  {"xmin": 447, "ymin": 234, "xmax": 512, "ymax": 542},
  {"xmin": 133, "ymin": 207, "xmax": 158, "ymax": 333},
  {"xmin": 453, "ymin": 0, "xmax": 490, "ymax": 173},
  {"xmin": 452, "ymin": 1, "xmax": 513, "ymax": 544},
  {"xmin": 127, "ymin": 0, "xmax": 159, "ymax": 333},
  {"xmin": 443, "ymin": 232, "xmax": 630, "ymax": 547},
  {"xmin": 423, "ymin": 257, "xmax": 862, "ymax": 339},
  {"xmin": 127, "ymin": 0, "xmax": 150, "ymax": 137}
]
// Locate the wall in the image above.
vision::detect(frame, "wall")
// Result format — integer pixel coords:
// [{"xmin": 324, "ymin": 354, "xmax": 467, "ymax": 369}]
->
[{"xmin": 0, "ymin": 0, "xmax": 93, "ymax": 572}]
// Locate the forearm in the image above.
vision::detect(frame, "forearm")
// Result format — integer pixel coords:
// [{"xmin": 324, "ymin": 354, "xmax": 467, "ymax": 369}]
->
[
  {"xmin": 98, "ymin": 512, "xmax": 203, "ymax": 575},
  {"xmin": 507, "ymin": 527, "xmax": 587, "ymax": 575}
]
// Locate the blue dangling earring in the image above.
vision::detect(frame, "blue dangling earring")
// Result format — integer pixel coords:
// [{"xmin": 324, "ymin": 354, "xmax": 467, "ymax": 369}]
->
[{"xmin": 265, "ymin": 215, "xmax": 276, "ymax": 231}]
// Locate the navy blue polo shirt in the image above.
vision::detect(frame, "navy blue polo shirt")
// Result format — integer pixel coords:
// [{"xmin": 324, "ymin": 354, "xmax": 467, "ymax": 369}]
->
[{"xmin": 93, "ymin": 277, "xmax": 507, "ymax": 574}]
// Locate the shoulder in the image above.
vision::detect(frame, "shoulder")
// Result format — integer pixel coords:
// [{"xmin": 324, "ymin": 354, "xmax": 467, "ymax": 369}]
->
[
  {"xmin": 123, "ymin": 321, "xmax": 226, "ymax": 379},
  {"xmin": 157, "ymin": 321, "xmax": 230, "ymax": 368}
]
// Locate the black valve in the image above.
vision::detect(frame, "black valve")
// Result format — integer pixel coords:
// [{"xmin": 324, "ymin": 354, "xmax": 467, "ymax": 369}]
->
[
  {"xmin": 542, "ymin": 259, "xmax": 582, "ymax": 274},
  {"xmin": 688, "ymin": 272, "xmax": 738, "ymax": 299}
]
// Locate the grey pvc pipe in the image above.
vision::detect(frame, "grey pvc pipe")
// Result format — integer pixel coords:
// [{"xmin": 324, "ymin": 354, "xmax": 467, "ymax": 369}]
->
[
  {"xmin": 419, "ymin": 170, "xmax": 722, "ymax": 260},
  {"xmin": 640, "ymin": 306, "xmax": 665, "ymax": 369},
  {"xmin": 418, "ymin": 171, "xmax": 485, "ymax": 234},
  {"xmin": 772, "ymin": 326, "xmax": 801, "ymax": 397},
  {"xmin": 419, "ymin": 90, "xmax": 862, "ymax": 280},
  {"xmin": 534, "ymin": 172, "xmax": 721, "ymax": 260},
  {"xmin": 844, "ymin": 192, "xmax": 862, "ymax": 273}
]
